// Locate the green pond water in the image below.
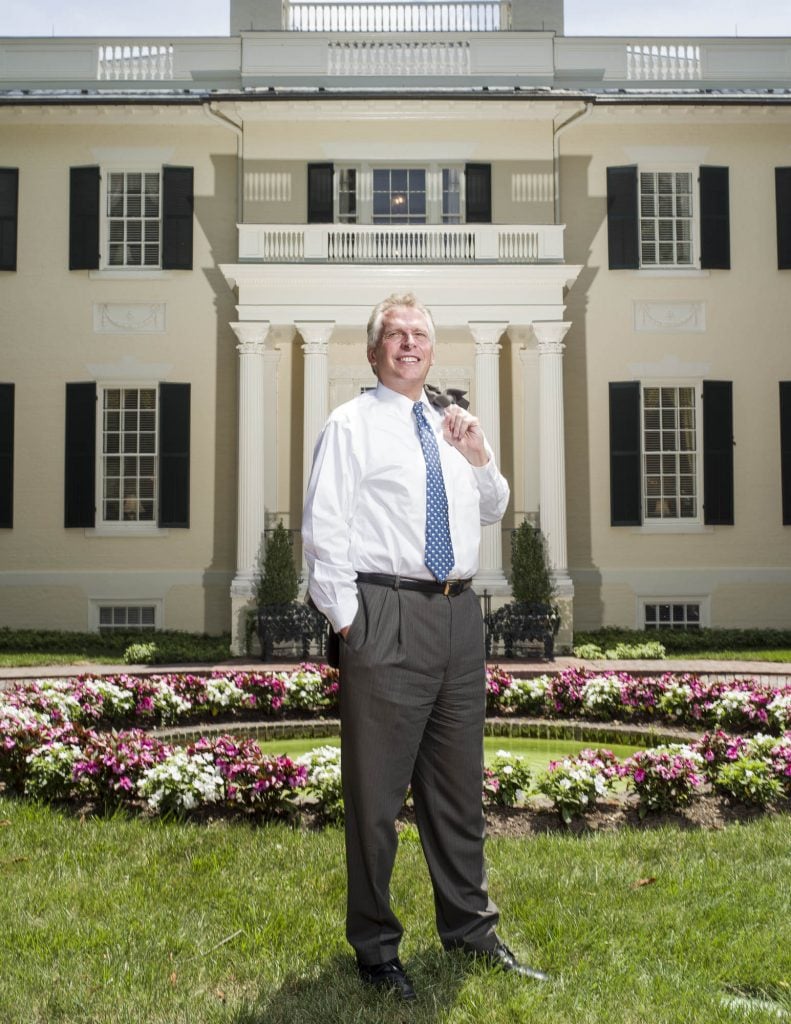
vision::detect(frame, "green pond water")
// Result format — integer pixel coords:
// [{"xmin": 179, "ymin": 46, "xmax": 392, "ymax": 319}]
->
[{"xmin": 257, "ymin": 736, "xmax": 643, "ymax": 776}]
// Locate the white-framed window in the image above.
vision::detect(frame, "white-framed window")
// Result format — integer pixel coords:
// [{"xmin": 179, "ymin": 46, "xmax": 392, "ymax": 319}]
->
[
  {"xmin": 100, "ymin": 386, "xmax": 158, "ymax": 524},
  {"xmin": 337, "ymin": 168, "xmax": 357, "ymax": 224},
  {"xmin": 639, "ymin": 170, "xmax": 694, "ymax": 268},
  {"xmin": 643, "ymin": 601, "xmax": 702, "ymax": 630},
  {"xmin": 105, "ymin": 169, "xmax": 161, "ymax": 268},
  {"xmin": 335, "ymin": 164, "xmax": 464, "ymax": 225},
  {"xmin": 642, "ymin": 384, "xmax": 700, "ymax": 521},
  {"xmin": 98, "ymin": 604, "xmax": 158, "ymax": 634}
]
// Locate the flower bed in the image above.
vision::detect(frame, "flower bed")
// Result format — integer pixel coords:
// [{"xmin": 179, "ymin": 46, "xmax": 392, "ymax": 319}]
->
[{"xmin": 1, "ymin": 665, "xmax": 789, "ymax": 824}]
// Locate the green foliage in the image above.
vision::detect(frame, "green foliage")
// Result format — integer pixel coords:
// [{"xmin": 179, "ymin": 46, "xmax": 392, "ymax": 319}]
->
[
  {"xmin": 574, "ymin": 626, "xmax": 791, "ymax": 655},
  {"xmin": 509, "ymin": 520, "xmax": 553, "ymax": 604},
  {"xmin": 255, "ymin": 521, "xmax": 300, "ymax": 607},
  {"xmin": 123, "ymin": 641, "xmax": 157, "ymax": 665},
  {"xmin": 0, "ymin": 627, "xmax": 230, "ymax": 666},
  {"xmin": 573, "ymin": 640, "xmax": 666, "ymax": 660},
  {"xmin": 714, "ymin": 757, "xmax": 783, "ymax": 807}
]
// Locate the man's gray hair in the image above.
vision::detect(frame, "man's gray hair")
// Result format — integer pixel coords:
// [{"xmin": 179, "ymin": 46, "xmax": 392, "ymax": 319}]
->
[{"xmin": 366, "ymin": 293, "xmax": 437, "ymax": 351}]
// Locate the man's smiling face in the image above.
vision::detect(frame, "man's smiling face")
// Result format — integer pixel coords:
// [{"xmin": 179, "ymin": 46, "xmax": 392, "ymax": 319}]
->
[{"xmin": 368, "ymin": 305, "xmax": 435, "ymax": 401}]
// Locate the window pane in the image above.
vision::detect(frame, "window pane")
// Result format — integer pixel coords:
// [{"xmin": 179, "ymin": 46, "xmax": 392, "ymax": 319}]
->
[
  {"xmin": 102, "ymin": 387, "xmax": 157, "ymax": 522},
  {"xmin": 639, "ymin": 170, "xmax": 694, "ymax": 267},
  {"xmin": 642, "ymin": 385, "xmax": 698, "ymax": 520},
  {"xmin": 106, "ymin": 170, "xmax": 161, "ymax": 269}
]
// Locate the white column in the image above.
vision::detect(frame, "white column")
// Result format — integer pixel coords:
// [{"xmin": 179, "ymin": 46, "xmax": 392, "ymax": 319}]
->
[
  {"xmin": 508, "ymin": 326, "xmax": 540, "ymax": 521},
  {"xmin": 469, "ymin": 322, "xmax": 510, "ymax": 593},
  {"xmin": 532, "ymin": 321, "xmax": 574, "ymax": 615},
  {"xmin": 296, "ymin": 321, "xmax": 335, "ymax": 494},
  {"xmin": 229, "ymin": 321, "xmax": 270, "ymax": 654}
]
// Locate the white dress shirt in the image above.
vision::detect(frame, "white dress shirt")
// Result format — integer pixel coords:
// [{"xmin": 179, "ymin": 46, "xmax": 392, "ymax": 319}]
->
[{"xmin": 302, "ymin": 382, "xmax": 510, "ymax": 632}]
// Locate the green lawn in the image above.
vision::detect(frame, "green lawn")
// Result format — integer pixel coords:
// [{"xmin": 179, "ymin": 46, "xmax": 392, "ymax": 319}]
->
[
  {"xmin": 1, "ymin": 797, "xmax": 788, "ymax": 1024},
  {"xmin": 664, "ymin": 649, "xmax": 791, "ymax": 663},
  {"xmin": 256, "ymin": 736, "xmax": 643, "ymax": 777}
]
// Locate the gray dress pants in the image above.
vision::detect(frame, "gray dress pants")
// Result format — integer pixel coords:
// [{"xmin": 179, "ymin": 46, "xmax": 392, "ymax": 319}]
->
[{"xmin": 339, "ymin": 580, "xmax": 499, "ymax": 964}]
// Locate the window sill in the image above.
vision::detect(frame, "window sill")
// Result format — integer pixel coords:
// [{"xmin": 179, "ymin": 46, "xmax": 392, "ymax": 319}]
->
[
  {"xmin": 630, "ymin": 523, "xmax": 714, "ymax": 535},
  {"xmin": 85, "ymin": 524, "xmax": 170, "ymax": 538},
  {"xmin": 631, "ymin": 269, "xmax": 710, "ymax": 278},
  {"xmin": 89, "ymin": 270, "xmax": 174, "ymax": 281}
]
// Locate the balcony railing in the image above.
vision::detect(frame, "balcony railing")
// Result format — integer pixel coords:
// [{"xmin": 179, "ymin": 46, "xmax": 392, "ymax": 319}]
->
[
  {"xmin": 237, "ymin": 223, "xmax": 565, "ymax": 264},
  {"xmin": 283, "ymin": 0, "xmax": 511, "ymax": 32}
]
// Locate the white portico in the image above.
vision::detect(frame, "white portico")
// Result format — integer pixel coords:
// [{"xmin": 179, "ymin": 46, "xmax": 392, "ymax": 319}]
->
[{"xmin": 221, "ymin": 260, "xmax": 581, "ymax": 652}]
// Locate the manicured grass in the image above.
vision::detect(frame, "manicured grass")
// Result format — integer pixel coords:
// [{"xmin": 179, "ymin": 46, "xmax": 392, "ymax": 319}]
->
[
  {"xmin": 256, "ymin": 736, "xmax": 643, "ymax": 776},
  {"xmin": 664, "ymin": 649, "xmax": 791, "ymax": 663},
  {"xmin": 1, "ymin": 796, "xmax": 789, "ymax": 1023}
]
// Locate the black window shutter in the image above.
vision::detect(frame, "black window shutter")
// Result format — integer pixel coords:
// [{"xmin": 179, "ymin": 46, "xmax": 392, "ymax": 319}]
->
[
  {"xmin": 703, "ymin": 380, "xmax": 734, "ymax": 525},
  {"xmin": 465, "ymin": 163, "xmax": 492, "ymax": 224},
  {"xmin": 0, "ymin": 168, "xmax": 19, "ymax": 272},
  {"xmin": 0, "ymin": 383, "xmax": 14, "ymax": 528},
  {"xmin": 700, "ymin": 166, "xmax": 730, "ymax": 270},
  {"xmin": 606, "ymin": 165, "xmax": 639, "ymax": 269},
  {"xmin": 307, "ymin": 163, "xmax": 334, "ymax": 224},
  {"xmin": 609, "ymin": 381, "xmax": 641, "ymax": 526},
  {"xmin": 781, "ymin": 382, "xmax": 791, "ymax": 525},
  {"xmin": 69, "ymin": 166, "xmax": 100, "ymax": 270},
  {"xmin": 776, "ymin": 168, "xmax": 791, "ymax": 270},
  {"xmin": 65, "ymin": 382, "xmax": 96, "ymax": 527},
  {"xmin": 162, "ymin": 166, "xmax": 194, "ymax": 270},
  {"xmin": 159, "ymin": 383, "xmax": 190, "ymax": 528}
]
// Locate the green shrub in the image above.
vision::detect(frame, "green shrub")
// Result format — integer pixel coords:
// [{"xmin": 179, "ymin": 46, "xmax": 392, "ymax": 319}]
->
[
  {"xmin": 715, "ymin": 757, "xmax": 783, "ymax": 807},
  {"xmin": 123, "ymin": 642, "xmax": 157, "ymax": 665},
  {"xmin": 0, "ymin": 627, "xmax": 230, "ymax": 665},
  {"xmin": 256, "ymin": 522, "xmax": 300, "ymax": 607},
  {"xmin": 573, "ymin": 627, "xmax": 791, "ymax": 654},
  {"xmin": 573, "ymin": 643, "xmax": 606, "ymax": 660},
  {"xmin": 509, "ymin": 520, "xmax": 553, "ymax": 605}
]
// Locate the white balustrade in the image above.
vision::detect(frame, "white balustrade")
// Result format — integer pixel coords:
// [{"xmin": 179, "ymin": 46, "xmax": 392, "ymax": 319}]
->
[
  {"xmin": 328, "ymin": 39, "xmax": 470, "ymax": 76},
  {"xmin": 238, "ymin": 223, "xmax": 564, "ymax": 264},
  {"xmin": 284, "ymin": 0, "xmax": 511, "ymax": 33},
  {"xmin": 626, "ymin": 42, "xmax": 702, "ymax": 81},
  {"xmin": 98, "ymin": 43, "xmax": 174, "ymax": 81}
]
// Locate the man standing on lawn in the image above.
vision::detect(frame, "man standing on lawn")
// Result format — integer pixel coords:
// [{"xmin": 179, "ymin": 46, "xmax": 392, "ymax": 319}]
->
[{"xmin": 302, "ymin": 293, "xmax": 549, "ymax": 1000}]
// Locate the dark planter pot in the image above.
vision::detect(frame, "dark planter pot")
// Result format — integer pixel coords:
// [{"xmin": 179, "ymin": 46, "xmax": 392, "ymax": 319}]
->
[
  {"xmin": 257, "ymin": 602, "xmax": 328, "ymax": 661},
  {"xmin": 484, "ymin": 601, "xmax": 560, "ymax": 660}
]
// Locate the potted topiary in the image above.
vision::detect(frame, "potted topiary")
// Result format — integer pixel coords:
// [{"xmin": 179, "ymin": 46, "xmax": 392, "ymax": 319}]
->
[
  {"xmin": 485, "ymin": 521, "xmax": 560, "ymax": 659},
  {"xmin": 255, "ymin": 522, "xmax": 325, "ymax": 660}
]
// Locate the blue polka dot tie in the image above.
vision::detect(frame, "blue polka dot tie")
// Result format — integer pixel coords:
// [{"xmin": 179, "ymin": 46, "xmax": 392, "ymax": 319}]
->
[{"xmin": 413, "ymin": 402, "xmax": 455, "ymax": 583}]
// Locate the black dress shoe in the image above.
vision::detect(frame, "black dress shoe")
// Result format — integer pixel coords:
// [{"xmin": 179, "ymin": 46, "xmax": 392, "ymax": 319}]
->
[
  {"xmin": 357, "ymin": 957, "xmax": 417, "ymax": 1001},
  {"xmin": 458, "ymin": 939, "xmax": 550, "ymax": 982}
]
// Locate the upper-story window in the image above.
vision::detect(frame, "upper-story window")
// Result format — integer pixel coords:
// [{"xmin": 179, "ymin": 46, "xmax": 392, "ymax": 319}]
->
[
  {"xmin": 69, "ymin": 165, "xmax": 193, "ymax": 272},
  {"xmin": 106, "ymin": 171, "xmax": 161, "ymax": 268},
  {"xmin": 309, "ymin": 162, "xmax": 488, "ymax": 225},
  {"xmin": 639, "ymin": 171, "xmax": 693, "ymax": 268},
  {"xmin": 607, "ymin": 164, "xmax": 729, "ymax": 271}
]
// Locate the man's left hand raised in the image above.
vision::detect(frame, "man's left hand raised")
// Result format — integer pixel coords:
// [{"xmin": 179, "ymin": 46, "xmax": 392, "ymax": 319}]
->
[{"xmin": 441, "ymin": 407, "xmax": 490, "ymax": 468}]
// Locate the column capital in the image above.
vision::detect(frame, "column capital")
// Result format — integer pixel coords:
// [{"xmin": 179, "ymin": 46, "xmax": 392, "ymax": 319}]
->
[
  {"xmin": 296, "ymin": 320, "xmax": 335, "ymax": 355},
  {"xmin": 531, "ymin": 321, "xmax": 572, "ymax": 354},
  {"xmin": 230, "ymin": 320, "xmax": 270, "ymax": 356},
  {"xmin": 468, "ymin": 321, "xmax": 509, "ymax": 353}
]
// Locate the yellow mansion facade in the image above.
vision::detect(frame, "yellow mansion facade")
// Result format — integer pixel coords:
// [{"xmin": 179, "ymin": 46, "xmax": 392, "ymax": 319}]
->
[{"xmin": 1, "ymin": 0, "xmax": 790, "ymax": 650}]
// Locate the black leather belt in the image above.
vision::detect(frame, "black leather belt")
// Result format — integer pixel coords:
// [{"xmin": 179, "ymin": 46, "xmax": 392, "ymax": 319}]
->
[{"xmin": 356, "ymin": 572, "xmax": 472, "ymax": 597}]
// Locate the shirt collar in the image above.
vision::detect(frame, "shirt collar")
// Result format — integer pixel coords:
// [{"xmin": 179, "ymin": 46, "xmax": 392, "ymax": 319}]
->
[{"xmin": 374, "ymin": 381, "xmax": 433, "ymax": 415}]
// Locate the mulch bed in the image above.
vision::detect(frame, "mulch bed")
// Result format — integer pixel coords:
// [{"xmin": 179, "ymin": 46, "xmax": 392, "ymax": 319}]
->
[{"xmin": 478, "ymin": 793, "xmax": 791, "ymax": 837}]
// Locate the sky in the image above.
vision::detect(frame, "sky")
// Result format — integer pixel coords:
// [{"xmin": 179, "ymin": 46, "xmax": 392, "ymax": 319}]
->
[{"xmin": 3, "ymin": 0, "xmax": 791, "ymax": 38}]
